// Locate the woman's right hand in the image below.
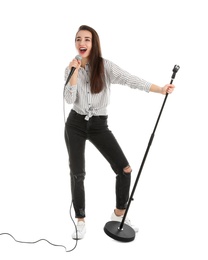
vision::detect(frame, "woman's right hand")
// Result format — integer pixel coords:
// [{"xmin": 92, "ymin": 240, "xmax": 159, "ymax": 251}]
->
[
  {"xmin": 69, "ymin": 58, "xmax": 81, "ymax": 73},
  {"xmin": 68, "ymin": 58, "xmax": 81, "ymax": 86}
]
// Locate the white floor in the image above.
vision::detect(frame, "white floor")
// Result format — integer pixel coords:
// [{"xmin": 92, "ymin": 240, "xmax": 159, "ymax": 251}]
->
[{"xmin": 1, "ymin": 156, "xmax": 208, "ymax": 260}]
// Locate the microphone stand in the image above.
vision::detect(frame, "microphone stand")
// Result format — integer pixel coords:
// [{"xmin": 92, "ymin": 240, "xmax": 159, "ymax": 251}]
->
[{"xmin": 104, "ymin": 65, "xmax": 180, "ymax": 242}]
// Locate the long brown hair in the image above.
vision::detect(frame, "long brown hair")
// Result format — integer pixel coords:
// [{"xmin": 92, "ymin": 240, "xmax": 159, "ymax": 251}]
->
[{"xmin": 76, "ymin": 25, "xmax": 105, "ymax": 94}]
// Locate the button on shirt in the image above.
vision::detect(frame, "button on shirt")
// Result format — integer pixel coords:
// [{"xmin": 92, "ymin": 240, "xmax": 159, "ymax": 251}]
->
[{"xmin": 64, "ymin": 58, "xmax": 152, "ymax": 120}]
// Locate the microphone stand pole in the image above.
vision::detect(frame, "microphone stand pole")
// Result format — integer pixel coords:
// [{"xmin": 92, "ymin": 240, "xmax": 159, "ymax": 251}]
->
[{"xmin": 104, "ymin": 65, "xmax": 180, "ymax": 242}]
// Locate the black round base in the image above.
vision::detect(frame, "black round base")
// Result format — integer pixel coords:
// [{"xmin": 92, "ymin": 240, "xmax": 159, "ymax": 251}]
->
[{"xmin": 104, "ymin": 221, "xmax": 135, "ymax": 242}]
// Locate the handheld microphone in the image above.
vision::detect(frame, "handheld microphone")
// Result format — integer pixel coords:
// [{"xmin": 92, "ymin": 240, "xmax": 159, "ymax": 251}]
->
[{"xmin": 65, "ymin": 55, "xmax": 82, "ymax": 87}]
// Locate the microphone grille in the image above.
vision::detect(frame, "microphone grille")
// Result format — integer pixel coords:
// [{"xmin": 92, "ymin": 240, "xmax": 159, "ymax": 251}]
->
[{"xmin": 75, "ymin": 55, "xmax": 82, "ymax": 61}]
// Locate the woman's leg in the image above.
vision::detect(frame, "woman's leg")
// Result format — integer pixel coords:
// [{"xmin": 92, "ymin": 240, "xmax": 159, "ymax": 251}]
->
[
  {"xmin": 88, "ymin": 116, "xmax": 131, "ymax": 210},
  {"xmin": 65, "ymin": 110, "xmax": 87, "ymax": 219}
]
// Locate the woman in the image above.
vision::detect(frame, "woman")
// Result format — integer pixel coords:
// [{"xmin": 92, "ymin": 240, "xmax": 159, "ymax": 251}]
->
[{"xmin": 64, "ymin": 25, "xmax": 175, "ymax": 240}]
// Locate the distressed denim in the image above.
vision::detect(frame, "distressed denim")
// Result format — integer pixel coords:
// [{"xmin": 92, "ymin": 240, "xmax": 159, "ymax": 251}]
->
[{"xmin": 65, "ymin": 109, "xmax": 131, "ymax": 218}]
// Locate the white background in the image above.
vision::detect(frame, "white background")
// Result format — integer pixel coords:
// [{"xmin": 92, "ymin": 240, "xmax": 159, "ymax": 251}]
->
[{"xmin": 0, "ymin": 0, "xmax": 207, "ymax": 259}]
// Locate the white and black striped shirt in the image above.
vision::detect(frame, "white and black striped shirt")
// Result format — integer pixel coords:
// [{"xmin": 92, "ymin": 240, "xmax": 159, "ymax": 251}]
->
[{"xmin": 64, "ymin": 58, "xmax": 152, "ymax": 120}]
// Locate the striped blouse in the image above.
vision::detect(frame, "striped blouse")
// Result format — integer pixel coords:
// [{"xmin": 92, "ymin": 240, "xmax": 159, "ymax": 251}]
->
[{"xmin": 64, "ymin": 58, "xmax": 152, "ymax": 120}]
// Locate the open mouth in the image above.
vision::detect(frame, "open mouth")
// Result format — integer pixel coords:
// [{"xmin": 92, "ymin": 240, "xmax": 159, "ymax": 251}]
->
[{"xmin": 80, "ymin": 47, "xmax": 87, "ymax": 54}]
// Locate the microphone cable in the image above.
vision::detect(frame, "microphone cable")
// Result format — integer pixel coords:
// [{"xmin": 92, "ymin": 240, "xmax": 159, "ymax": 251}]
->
[
  {"xmin": 0, "ymin": 201, "xmax": 78, "ymax": 252},
  {"xmin": 0, "ymin": 77, "xmax": 80, "ymax": 252}
]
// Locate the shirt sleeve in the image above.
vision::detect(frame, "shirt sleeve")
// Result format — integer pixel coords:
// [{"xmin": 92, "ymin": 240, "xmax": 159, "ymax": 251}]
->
[
  {"xmin": 105, "ymin": 59, "xmax": 152, "ymax": 92},
  {"xmin": 64, "ymin": 66, "xmax": 77, "ymax": 104}
]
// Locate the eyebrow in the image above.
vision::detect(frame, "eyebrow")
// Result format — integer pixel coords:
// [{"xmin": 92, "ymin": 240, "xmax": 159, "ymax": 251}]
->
[{"xmin": 76, "ymin": 36, "xmax": 92, "ymax": 40}]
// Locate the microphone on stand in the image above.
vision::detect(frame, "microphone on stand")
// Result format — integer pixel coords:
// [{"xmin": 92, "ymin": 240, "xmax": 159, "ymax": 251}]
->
[
  {"xmin": 104, "ymin": 64, "xmax": 180, "ymax": 242},
  {"xmin": 64, "ymin": 55, "xmax": 82, "ymax": 87}
]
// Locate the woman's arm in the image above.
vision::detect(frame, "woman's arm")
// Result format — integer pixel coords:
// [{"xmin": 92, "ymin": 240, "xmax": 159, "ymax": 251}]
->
[{"xmin": 150, "ymin": 83, "xmax": 175, "ymax": 95}]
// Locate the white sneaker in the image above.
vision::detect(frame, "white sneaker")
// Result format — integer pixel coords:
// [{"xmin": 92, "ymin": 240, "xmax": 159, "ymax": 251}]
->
[
  {"xmin": 72, "ymin": 221, "xmax": 86, "ymax": 240},
  {"xmin": 111, "ymin": 212, "xmax": 139, "ymax": 232}
]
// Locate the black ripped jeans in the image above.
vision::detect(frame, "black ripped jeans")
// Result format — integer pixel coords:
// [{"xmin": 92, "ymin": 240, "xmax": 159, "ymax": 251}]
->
[{"xmin": 64, "ymin": 109, "xmax": 131, "ymax": 218}]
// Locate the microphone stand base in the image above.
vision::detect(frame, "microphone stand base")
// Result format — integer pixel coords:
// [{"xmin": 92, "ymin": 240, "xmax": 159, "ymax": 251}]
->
[{"xmin": 104, "ymin": 221, "xmax": 135, "ymax": 242}]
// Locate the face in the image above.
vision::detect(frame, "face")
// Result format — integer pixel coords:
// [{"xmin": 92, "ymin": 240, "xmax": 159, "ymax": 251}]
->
[{"xmin": 75, "ymin": 30, "xmax": 92, "ymax": 60}]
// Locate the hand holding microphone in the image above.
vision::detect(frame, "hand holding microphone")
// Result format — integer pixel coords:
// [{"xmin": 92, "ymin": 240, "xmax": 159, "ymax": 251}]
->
[
  {"xmin": 65, "ymin": 55, "xmax": 82, "ymax": 87},
  {"xmin": 69, "ymin": 55, "xmax": 82, "ymax": 74}
]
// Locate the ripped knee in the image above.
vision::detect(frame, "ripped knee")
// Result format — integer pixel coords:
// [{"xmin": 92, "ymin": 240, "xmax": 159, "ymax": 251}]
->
[{"xmin": 123, "ymin": 165, "xmax": 132, "ymax": 174}]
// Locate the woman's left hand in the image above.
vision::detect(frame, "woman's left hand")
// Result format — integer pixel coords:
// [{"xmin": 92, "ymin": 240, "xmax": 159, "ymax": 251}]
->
[{"xmin": 161, "ymin": 84, "xmax": 175, "ymax": 95}]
